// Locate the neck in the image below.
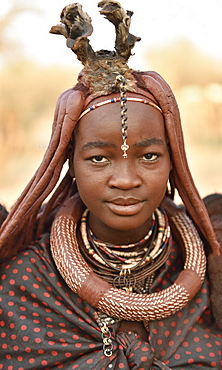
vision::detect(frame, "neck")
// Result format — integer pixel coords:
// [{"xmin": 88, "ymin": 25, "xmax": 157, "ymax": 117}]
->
[{"xmin": 88, "ymin": 212, "xmax": 152, "ymax": 245}]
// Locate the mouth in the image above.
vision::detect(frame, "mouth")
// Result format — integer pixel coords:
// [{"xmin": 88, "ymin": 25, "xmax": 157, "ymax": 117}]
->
[{"xmin": 106, "ymin": 198, "xmax": 144, "ymax": 216}]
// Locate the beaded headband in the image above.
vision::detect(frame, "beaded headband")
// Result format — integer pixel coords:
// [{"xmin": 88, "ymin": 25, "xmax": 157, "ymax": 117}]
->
[{"xmin": 79, "ymin": 96, "xmax": 162, "ymax": 120}]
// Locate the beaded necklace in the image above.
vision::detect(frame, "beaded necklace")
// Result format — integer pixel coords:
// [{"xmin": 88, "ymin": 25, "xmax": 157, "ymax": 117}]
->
[
  {"xmin": 79, "ymin": 207, "xmax": 171, "ymax": 291},
  {"xmin": 51, "ymin": 202, "xmax": 206, "ymax": 320}
]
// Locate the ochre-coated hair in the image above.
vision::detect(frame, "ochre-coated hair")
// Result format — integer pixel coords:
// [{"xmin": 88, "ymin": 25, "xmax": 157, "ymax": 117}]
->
[{"xmin": 0, "ymin": 71, "xmax": 220, "ymax": 262}]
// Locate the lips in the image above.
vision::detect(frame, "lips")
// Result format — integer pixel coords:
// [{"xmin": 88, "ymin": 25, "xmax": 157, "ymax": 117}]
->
[{"xmin": 106, "ymin": 197, "xmax": 144, "ymax": 216}]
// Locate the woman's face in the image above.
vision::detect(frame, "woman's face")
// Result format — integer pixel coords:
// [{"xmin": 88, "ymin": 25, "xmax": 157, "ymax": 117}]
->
[{"xmin": 72, "ymin": 98, "xmax": 171, "ymax": 244}]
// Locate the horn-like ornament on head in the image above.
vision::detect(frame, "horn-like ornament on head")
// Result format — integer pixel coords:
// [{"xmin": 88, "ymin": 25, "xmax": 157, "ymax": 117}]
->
[{"xmin": 50, "ymin": 1, "xmax": 141, "ymax": 97}]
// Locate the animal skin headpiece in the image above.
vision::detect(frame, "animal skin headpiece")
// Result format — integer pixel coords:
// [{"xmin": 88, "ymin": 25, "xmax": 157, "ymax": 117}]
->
[{"xmin": 50, "ymin": 1, "xmax": 140, "ymax": 97}]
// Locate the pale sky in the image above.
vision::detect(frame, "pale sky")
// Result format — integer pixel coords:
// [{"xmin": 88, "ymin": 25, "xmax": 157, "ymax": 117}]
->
[{"xmin": 1, "ymin": 0, "xmax": 222, "ymax": 70}]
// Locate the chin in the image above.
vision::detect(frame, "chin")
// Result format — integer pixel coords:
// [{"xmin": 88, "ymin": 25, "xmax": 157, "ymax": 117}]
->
[{"xmin": 105, "ymin": 216, "xmax": 149, "ymax": 232}]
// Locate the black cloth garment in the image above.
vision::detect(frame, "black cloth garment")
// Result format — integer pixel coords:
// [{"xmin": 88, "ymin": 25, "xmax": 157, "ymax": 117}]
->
[{"xmin": 0, "ymin": 233, "xmax": 222, "ymax": 369}]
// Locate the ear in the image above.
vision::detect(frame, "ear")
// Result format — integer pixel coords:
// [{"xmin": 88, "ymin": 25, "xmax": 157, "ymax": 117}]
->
[{"xmin": 67, "ymin": 141, "xmax": 75, "ymax": 178}]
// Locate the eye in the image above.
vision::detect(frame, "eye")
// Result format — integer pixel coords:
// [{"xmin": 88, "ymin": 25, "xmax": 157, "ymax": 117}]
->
[
  {"xmin": 141, "ymin": 153, "xmax": 159, "ymax": 162},
  {"xmin": 90, "ymin": 155, "xmax": 109, "ymax": 163}
]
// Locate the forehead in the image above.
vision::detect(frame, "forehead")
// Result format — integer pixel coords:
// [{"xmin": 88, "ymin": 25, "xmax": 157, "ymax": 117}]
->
[{"xmin": 75, "ymin": 100, "xmax": 165, "ymax": 142}]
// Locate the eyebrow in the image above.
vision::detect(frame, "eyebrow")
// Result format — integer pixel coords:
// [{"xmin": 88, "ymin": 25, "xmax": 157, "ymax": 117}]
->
[
  {"xmin": 81, "ymin": 141, "xmax": 117, "ymax": 151},
  {"xmin": 133, "ymin": 138, "xmax": 165, "ymax": 148},
  {"xmin": 81, "ymin": 138, "xmax": 164, "ymax": 151}
]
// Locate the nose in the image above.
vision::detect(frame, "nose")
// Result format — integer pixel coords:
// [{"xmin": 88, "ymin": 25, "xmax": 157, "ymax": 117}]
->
[{"xmin": 108, "ymin": 160, "xmax": 142, "ymax": 190}]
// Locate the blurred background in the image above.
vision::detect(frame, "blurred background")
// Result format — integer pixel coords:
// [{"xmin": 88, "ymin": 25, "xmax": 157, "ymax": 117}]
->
[{"xmin": 0, "ymin": 0, "xmax": 222, "ymax": 210}]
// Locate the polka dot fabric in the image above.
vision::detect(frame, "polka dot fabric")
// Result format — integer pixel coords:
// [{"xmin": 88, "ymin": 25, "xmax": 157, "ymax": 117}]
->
[
  {"xmin": 0, "ymin": 235, "xmax": 222, "ymax": 369},
  {"xmin": 149, "ymin": 244, "xmax": 222, "ymax": 369}
]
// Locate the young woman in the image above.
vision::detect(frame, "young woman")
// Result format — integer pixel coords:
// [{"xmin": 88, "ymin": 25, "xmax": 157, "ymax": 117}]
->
[{"xmin": 0, "ymin": 2, "xmax": 221, "ymax": 369}]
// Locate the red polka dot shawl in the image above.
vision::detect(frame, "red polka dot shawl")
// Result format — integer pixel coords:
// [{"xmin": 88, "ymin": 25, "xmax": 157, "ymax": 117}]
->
[{"xmin": 0, "ymin": 234, "xmax": 221, "ymax": 369}]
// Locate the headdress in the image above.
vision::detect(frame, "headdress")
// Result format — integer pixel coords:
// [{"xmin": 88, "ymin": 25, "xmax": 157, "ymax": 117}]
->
[
  {"xmin": 49, "ymin": 1, "xmax": 141, "ymax": 97},
  {"xmin": 49, "ymin": 2, "xmax": 162, "ymax": 158}
]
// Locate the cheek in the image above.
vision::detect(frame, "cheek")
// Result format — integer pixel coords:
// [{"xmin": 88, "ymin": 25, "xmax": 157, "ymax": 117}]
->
[
  {"xmin": 147, "ymin": 163, "xmax": 170, "ymax": 198},
  {"xmin": 74, "ymin": 163, "xmax": 102, "ymax": 203}
]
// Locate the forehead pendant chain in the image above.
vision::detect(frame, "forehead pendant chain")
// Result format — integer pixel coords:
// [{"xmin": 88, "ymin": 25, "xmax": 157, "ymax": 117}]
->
[{"xmin": 116, "ymin": 75, "xmax": 129, "ymax": 158}]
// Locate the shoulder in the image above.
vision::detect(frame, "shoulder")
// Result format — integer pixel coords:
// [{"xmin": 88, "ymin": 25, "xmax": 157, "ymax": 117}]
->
[{"xmin": 0, "ymin": 233, "xmax": 55, "ymax": 285}]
